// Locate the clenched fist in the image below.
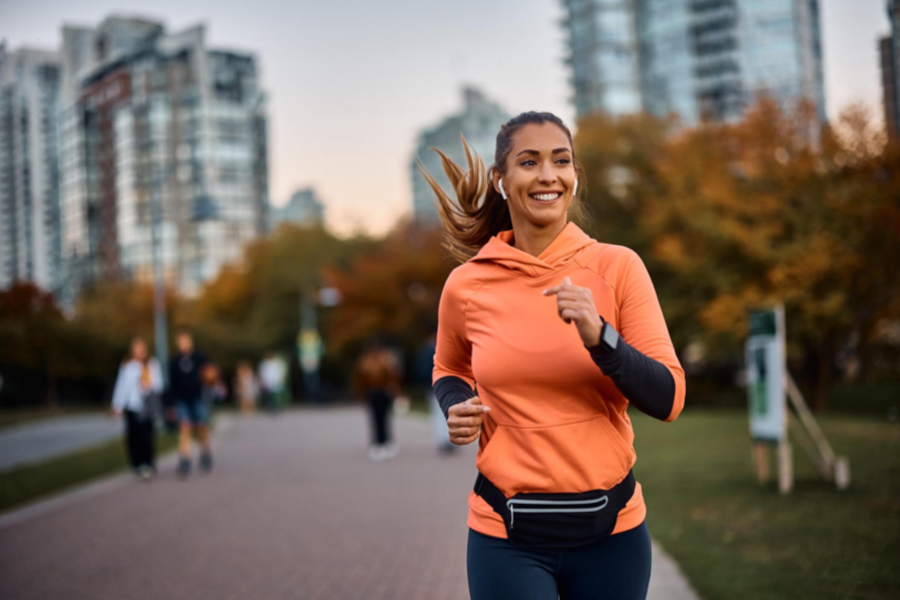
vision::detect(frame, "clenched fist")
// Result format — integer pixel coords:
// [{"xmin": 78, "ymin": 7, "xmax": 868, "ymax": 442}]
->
[
  {"xmin": 543, "ymin": 276, "xmax": 603, "ymax": 347},
  {"xmin": 447, "ymin": 396, "xmax": 491, "ymax": 446}
]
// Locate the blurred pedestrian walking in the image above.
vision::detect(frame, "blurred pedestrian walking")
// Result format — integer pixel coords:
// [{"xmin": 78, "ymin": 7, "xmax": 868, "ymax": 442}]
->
[
  {"xmin": 169, "ymin": 326, "xmax": 213, "ymax": 477},
  {"xmin": 258, "ymin": 353, "xmax": 286, "ymax": 414},
  {"xmin": 110, "ymin": 337, "xmax": 163, "ymax": 480},
  {"xmin": 353, "ymin": 339, "xmax": 404, "ymax": 461},
  {"xmin": 201, "ymin": 363, "xmax": 227, "ymax": 412},
  {"xmin": 234, "ymin": 361, "xmax": 258, "ymax": 414}
]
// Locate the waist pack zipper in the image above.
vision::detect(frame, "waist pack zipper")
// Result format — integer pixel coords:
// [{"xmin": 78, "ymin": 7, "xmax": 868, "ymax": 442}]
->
[{"xmin": 506, "ymin": 495, "xmax": 609, "ymax": 529}]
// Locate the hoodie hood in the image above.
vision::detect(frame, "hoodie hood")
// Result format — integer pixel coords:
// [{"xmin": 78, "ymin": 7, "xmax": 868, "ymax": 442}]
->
[{"xmin": 470, "ymin": 222, "xmax": 597, "ymax": 278}]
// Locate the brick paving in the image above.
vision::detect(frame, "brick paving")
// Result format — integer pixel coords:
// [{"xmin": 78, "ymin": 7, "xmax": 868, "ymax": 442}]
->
[{"xmin": 0, "ymin": 408, "xmax": 699, "ymax": 600}]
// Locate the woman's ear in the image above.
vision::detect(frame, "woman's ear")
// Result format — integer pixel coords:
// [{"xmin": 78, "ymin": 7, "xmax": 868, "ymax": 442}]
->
[
  {"xmin": 490, "ymin": 169, "xmax": 504, "ymax": 199},
  {"xmin": 498, "ymin": 179, "xmax": 507, "ymax": 200}
]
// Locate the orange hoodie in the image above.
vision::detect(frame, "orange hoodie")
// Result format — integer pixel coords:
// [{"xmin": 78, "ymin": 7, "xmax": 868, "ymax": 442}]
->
[{"xmin": 433, "ymin": 222, "xmax": 685, "ymax": 539}]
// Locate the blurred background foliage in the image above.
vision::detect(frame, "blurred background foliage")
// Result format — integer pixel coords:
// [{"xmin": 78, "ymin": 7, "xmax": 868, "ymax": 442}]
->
[{"xmin": 2, "ymin": 99, "xmax": 898, "ymax": 412}]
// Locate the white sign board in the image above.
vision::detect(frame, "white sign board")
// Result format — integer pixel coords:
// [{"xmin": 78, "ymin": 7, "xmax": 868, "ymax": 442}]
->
[{"xmin": 746, "ymin": 307, "xmax": 786, "ymax": 442}]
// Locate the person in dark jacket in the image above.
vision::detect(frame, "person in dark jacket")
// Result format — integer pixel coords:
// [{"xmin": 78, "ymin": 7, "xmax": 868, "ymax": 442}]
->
[
  {"xmin": 169, "ymin": 326, "xmax": 212, "ymax": 477},
  {"xmin": 352, "ymin": 339, "xmax": 404, "ymax": 461}
]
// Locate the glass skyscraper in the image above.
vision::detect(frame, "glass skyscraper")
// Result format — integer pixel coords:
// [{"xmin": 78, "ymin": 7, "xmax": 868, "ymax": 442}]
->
[
  {"xmin": 564, "ymin": 0, "xmax": 642, "ymax": 117},
  {"xmin": 562, "ymin": 0, "xmax": 826, "ymax": 125},
  {"xmin": 0, "ymin": 46, "xmax": 62, "ymax": 294}
]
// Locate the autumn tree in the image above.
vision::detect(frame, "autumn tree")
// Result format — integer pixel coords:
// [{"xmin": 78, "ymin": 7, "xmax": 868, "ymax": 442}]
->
[
  {"xmin": 184, "ymin": 223, "xmax": 372, "ymax": 374},
  {"xmin": 575, "ymin": 98, "xmax": 900, "ymax": 409},
  {"xmin": 324, "ymin": 220, "xmax": 453, "ymax": 357}
]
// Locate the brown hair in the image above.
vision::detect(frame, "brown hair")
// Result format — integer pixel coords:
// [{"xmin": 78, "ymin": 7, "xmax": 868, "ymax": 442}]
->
[
  {"xmin": 128, "ymin": 337, "xmax": 150, "ymax": 364},
  {"xmin": 417, "ymin": 111, "xmax": 586, "ymax": 262}
]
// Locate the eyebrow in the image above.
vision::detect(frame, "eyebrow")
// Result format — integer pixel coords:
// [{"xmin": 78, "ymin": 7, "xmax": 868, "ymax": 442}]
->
[{"xmin": 515, "ymin": 147, "xmax": 572, "ymax": 158}]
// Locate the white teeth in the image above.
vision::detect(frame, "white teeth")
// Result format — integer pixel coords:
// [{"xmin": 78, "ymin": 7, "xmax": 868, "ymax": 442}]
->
[{"xmin": 532, "ymin": 193, "xmax": 560, "ymax": 201}]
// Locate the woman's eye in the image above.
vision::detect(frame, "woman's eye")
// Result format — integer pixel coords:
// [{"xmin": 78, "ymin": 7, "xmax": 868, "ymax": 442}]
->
[
  {"xmin": 556, "ymin": 158, "xmax": 571, "ymax": 164},
  {"xmin": 520, "ymin": 160, "xmax": 536, "ymax": 166}
]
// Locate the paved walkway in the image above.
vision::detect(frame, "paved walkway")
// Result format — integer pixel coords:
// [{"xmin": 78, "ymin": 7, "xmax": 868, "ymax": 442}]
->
[
  {"xmin": 0, "ymin": 413, "xmax": 120, "ymax": 470},
  {"xmin": 0, "ymin": 408, "xmax": 699, "ymax": 600}
]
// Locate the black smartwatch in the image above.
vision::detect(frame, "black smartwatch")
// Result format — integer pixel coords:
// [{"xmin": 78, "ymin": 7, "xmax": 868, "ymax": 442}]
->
[{"xmin": 589, "ymin": 318, "xmax": 620, "ymax": 355}]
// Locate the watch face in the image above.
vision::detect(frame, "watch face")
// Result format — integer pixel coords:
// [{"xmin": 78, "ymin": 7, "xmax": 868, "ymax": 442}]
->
[{"xmin": 602, "ymin": 324, "xmax": 619, "ymax": 350}]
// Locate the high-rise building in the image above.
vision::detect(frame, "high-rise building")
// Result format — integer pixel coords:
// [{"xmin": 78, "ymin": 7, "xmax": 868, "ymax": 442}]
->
[
  {"xmin": 882, "ymin": 0, "xmax": 900, "ymax": 139},
  {"xmin": 562, "ymin": 0, "xmax": 827, "ymax": 125},
  {"xmin": 411, "ymin": 87, "xmax": 510, "ymax": 222},
  {"xmin": 564, "ymin": 0, "xmax": 642, "ymax": 117},
  {"xmin": 0, "ymin": 44, "xmax": 62, "ymax": 293},
  {"xmin": 270, "ymin": 187, "xmax": 325, "ymax": 228},
  {"xmin": 58, "ymin": 17, "xmax": 268, "ymax": 299}
]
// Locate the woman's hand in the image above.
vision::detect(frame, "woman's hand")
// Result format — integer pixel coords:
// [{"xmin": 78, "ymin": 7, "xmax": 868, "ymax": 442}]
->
[
  {"xmin": 543, "ymin": 276, "xmax": 603, "ymax": 347},
  {"xmin": 447, "ymin": 396, "xmax": 491, "ymax": 445}
]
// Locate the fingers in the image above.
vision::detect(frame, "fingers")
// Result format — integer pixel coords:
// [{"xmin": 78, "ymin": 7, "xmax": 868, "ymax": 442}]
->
[
  {"xmin": 448, "ymin": 397, "xmax": 490, "ymax": 417},
  {"xmin": 543, "ymin": 278, "xmax": 592, "ymax": 299},
  {"xmin": 560, "ymin": 308, "xmax": 580, "ymax": 324},
  {"xmin": 450, "ymin": 431, "xmax": 481, "ymax": 445},
  {"xmin": 450, "ymin": 426, "xmax": 482, "ymax": 439},
  {"xmin": 448, "ymin": 415, "xmax": 483, "ymax": 428},
  {"xmin": 448, "ymin": 396, "xmax": 489, "ymax": 445},
  {"xmin": 543, "ymin": 276, "xmax": 573, "ymax": 296}
]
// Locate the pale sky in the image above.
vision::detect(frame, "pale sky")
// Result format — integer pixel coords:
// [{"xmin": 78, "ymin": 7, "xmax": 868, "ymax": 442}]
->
[{"xmin": 0, "ymin": 0, "xmax": 891, "ymax": 235}]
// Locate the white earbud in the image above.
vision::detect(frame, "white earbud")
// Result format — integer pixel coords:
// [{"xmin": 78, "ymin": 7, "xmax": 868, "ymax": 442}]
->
[
  {"xmin": 573, "ymin": 178, "xmax": 578, "ymax": 196},
  {"xmin": 498, "ymin": 179, "xmax": 508, "ymax": 200}
]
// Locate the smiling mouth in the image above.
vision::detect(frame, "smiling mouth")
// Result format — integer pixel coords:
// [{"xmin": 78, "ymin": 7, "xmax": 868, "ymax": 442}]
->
[{"xmin": 529, "ymin": 192, "xmax": 562, "ymax": 203}]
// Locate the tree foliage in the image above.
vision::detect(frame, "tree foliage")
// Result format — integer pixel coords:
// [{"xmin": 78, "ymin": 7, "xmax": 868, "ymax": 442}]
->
[{"xmin": 576, "ymin": 99, "xmax": 900, "ymax": 407}]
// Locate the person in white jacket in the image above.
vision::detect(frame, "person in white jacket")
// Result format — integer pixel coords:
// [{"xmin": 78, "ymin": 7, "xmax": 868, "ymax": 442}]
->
[{"xmin": 111, "ymin": 338, "xmax": 164, "ymax": 479}]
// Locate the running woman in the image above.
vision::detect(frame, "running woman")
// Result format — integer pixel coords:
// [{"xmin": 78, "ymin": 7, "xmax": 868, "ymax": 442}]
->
[{"xmin": 423, "ymin": 112, "xmax": 685, "ymax": 600}]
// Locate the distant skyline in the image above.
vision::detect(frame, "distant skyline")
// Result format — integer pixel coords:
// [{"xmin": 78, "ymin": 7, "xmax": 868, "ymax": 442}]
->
[{"xmin": 0, "ymin": 0, "xmax": 891, "ymax": 236}]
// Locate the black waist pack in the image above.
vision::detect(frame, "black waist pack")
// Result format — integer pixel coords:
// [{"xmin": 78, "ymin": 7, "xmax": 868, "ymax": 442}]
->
[{"xmin": 474, "ymin": 470, "xmax": 636, "ymax": 549}]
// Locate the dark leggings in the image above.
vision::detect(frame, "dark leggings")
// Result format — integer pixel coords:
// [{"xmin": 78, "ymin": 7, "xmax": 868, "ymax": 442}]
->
[
  {"xmin": 467, "ymin": 521, "xmax": 652, "ymax": 600},
  {"xmin": 124, "ymin": 410, "xmax": 155, "ymax": 469},
  {"xmin": 368, "ymin": 389, "xmax": 392, "ymax": 445}
]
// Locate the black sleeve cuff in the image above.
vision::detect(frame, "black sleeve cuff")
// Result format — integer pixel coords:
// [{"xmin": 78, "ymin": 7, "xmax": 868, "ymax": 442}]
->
[
  {"xmin": 434, "ymin": 376, "xmax": 476, "ymax": 419},
  {"xmin": 587, "ymin": 337, "xmax": 676, "ymax": 421}
]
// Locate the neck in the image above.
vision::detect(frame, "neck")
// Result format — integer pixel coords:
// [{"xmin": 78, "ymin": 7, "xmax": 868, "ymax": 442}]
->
[{"xmin": 508, "ymin": 215, "xmax": 568, "ymax": 257}]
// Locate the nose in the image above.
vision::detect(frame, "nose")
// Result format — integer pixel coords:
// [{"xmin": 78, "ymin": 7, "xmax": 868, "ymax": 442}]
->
[{"xmin": 538, "ymin": 162, "xmax": 557, "ymax": 184}]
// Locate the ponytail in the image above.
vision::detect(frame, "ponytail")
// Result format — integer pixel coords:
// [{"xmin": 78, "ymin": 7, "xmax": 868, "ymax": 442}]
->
[{"xmin": 417, "ymin": 137, "xmax": 511, "ymax": 263}]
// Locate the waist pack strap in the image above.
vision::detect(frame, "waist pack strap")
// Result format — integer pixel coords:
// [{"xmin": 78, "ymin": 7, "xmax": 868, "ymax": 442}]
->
[
  {"xmin": 473, "ymin": 470, "xmax": 637, "ymax": 524},
  {"xmin": 473, "ymin": 472, "xmax": 512, "ymax": 521}
]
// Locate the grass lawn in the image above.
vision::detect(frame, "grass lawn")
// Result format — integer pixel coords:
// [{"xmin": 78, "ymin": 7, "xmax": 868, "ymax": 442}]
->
[
  {"xmin": 632, "ymin": 409, "xmax": 899, "ymax": 600},
  {"xmin": 0, "ymin": 431, "xmax": 178, "ymax": 513}
]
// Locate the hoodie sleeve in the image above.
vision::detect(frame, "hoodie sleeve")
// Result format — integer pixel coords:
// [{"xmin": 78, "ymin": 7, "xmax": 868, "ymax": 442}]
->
[
  {"xmin": 433, "ymin": 268, "xmax": 477, "ymax": 416},
  {"xmin": 610, "ymin": 249, "xmax": 686, "ymax": 422}
]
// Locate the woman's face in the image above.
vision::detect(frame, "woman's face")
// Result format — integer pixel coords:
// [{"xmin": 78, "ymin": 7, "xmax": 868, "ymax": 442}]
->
[
  {"xmin": 131, "ymin": 340, "xmax": 148, "ymax": 362},
  {"xmin": 493, "ymin": 123, "xmax": 577, "ymax": 229}
]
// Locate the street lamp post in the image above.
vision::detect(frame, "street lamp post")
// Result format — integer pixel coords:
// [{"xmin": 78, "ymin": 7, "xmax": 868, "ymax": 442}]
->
[
  {"xmin": 298, "ymin": 285, "xmax": 341, "ymax": 401},
  {"xmin": 151, "ymin": 166, "xmax": 169, "ymax": 382}
]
